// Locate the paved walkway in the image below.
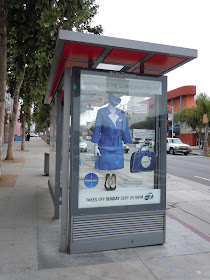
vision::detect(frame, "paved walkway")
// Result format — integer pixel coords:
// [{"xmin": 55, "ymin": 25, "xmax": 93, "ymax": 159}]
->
[
  {"xmin": 190, "ymin": 146, "xmax": 206, "ymax": 156},
  {"xmin": 0, "ymin": 138, "xmax": 210, "ymax": 279}
]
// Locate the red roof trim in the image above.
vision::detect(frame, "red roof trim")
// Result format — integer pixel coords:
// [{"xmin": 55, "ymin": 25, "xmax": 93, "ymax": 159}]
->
[
  {"xmin": 103, "ymin": 49, "xmax": 148, "ymax": 65},
  {"xmin": 44, "ymin": 31, "xmax": 197, "ymax": 104},
  {"xmin": 132, "ymin": 68, "xmax": 164, "ymax": 75},
  {"xmin": 55, "ymin": 60, "xmax": 88, "ymax": 82},
  {"xmin": 144, "ymin": 54, "xmax": 187, "ymax": 70},
  {"xmin": 168, "ymin": 86, "xmax": 196, "ymax": 100},
  {"xmin": 62, "ymin": 42, "xmax": 105, "ymax": 61}
]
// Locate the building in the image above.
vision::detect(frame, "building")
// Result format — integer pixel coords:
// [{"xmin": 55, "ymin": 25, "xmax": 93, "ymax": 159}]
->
[
  {"xmin": 167, "ymin": 86, "xmax": 197, "ymax": 146},
  {"xmin": 127, "ymin": 85, "xmax": 197, "ymax": 146}
]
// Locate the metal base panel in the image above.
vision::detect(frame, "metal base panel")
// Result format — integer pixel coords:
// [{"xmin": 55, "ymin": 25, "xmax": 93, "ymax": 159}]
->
[{"xmin": 69, "ymin": 210, "xmax": 165, "ymax": 254}]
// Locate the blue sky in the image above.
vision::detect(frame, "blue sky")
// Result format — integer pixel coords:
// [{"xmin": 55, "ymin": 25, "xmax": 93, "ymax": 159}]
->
[{"xmin": 92, "ymin": 0, "xmax": 209, "ymax": 97}]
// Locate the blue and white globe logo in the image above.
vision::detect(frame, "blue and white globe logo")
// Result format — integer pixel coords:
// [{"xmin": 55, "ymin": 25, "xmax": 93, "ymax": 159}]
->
[
  {"xmin": 148, "ymin": 192, "xmax": 154, "ymax": 199},
  {"xmin": 145, "ymin": 192, "xmax": 154, "ymax": 200},
  {"xmin": 84, "ymin": 173, "xmax": 99, "ymax": 188}
]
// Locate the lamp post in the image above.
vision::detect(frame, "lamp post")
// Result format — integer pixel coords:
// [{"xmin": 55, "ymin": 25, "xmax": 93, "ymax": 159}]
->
[{"xmin": 167, "ymin": 105, "xmax": 174, "ymax": 138}]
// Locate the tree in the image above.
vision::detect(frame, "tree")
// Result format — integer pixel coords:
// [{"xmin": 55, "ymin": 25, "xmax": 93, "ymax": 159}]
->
[
  {"xmin": 0, "ymin": 0, "xmax": 7, "ymax": 176},
  {"xmin": 178, "ymin": 106, "xmax": 201, "ymax": 134},
  {"xmin": 178, "ymin": 93, "xmax": 210, "ymax": 156},
  {"xmin": 196, "ymin": 93, "xmax": 210, "ymax": 156},
  {"xmin": 18, "ymin": 61, "xmax": 49, "ymax": 150},
  {"xmin": 6, "ymin": 49, "xmax": 26, "ymax": 159},
  {"xmin": 19, "ymin": 82, "xmax": 33, "ymax": 150},
  {"xmin": 5, "ymin": 0, "xmax": 103, "ymax": 160},
  {"xmin": 32, "ymin": 101, "xmax": 51, "ymax": 140},
  {"xmin": 130, "ymin": 117, "xmax": 155, "ymax": 130}
]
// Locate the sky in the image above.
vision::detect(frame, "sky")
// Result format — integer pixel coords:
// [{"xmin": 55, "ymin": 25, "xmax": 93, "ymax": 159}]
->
[{"xmin": 92, "ymin": 0, "xmax": 210, "ymax": 97}]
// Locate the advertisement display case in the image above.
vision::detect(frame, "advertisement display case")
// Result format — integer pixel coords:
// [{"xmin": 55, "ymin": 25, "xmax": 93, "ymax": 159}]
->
[
  {"xmin": 69, "ymin": 68, "xmax": 167, "ymax": 253},
  {"xmin": 44, "ymin": 30, "xmax": 197, "ymax": 254}
]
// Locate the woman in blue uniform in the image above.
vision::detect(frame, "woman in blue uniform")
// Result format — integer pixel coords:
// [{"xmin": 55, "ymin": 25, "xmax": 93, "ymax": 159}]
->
[{"xmin": 91, "ymin": 94, "xmax": 132, "ymax": 190}]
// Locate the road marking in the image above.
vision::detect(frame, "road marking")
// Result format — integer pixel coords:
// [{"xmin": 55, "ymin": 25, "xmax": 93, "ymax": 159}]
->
[{"xmin": 194, "ymin": 176, "xmax": 210, "ymax": 181}]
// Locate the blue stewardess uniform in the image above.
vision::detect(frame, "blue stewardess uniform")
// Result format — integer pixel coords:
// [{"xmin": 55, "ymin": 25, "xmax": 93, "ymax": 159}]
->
[{"xmin": 91, "ymin": 107, "xmax": 132, "ymax": 170}]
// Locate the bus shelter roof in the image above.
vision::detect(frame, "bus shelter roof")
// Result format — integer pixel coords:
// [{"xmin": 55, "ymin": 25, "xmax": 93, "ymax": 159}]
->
[{"xmin": 45, "ymin": 30, "xmax": 197, "ymax": 104}]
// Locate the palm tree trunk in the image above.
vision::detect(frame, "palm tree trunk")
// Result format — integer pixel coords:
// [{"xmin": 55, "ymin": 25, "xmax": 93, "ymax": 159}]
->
[
  {"xmin": 204, "ymin": 123, "xmax": 209, "ymax": 157},
  {"xmin": 198, "ymin": 134, "xmax": 201, "ymax": 148}
]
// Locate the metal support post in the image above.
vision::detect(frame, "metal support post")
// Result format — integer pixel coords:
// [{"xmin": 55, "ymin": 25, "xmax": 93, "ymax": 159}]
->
[
  {"xmin": 88, "ymin": 60, "xmax": 93, "ymax": 68},
  {"xmin": 167, "ymin": 105, "xmax": 174, "ymax": 138},
  {"xmin": 171, "ymin": 106, "xmax": 174, "ymax": 138},
  {"xmin": 60, "ymin": 68, "xmax": 71, "ymax": 252},
  {"xmin": 54, "ymin": 91, "xmax": 62, "ymax": 219},
  {"xmin": 140, "ymin": 65, "xmax": 144, "ymax": 74}
]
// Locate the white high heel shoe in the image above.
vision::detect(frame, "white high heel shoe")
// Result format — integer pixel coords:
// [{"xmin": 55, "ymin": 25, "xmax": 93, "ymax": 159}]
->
[
  {"xmin": 104, "ymin": 174, "xmax": 111, "ymax": 191},
  {"xmin": 110, "ymin": 174, "xmax": 116, "ymax": 190}
]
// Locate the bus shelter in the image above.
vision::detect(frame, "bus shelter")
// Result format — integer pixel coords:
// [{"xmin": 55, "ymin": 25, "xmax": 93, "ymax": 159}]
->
[{"xmin": 44, "ymin": 30, "xmax": 197, "ymax": 254}]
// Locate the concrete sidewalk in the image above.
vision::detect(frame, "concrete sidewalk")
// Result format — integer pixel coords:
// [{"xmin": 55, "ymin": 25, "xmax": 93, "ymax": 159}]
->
[
  {"xmin": 0, "ymin": 138, "xmax": 210, "ymax": 280},
  {"xmin": 190, "ymin": 146, "xmax": 205, "ymax": 156}
]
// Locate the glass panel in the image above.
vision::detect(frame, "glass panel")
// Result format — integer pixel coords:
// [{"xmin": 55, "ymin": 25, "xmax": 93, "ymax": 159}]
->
[{"xmin": 78, "ymin": 71, "xmax": 162, "ymax": 209}]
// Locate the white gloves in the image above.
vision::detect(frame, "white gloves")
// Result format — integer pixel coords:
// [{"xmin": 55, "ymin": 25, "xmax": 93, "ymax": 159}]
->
[{"xmin": 94, "ymin": 144, "xmax": 101, "ymax": 156}]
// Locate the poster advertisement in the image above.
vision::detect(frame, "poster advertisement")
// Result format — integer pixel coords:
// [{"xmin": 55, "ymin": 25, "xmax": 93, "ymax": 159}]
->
[
  {"xmin": 78, "ymin": 73, "xmax": 161, "ymax": 209},
  {"xmin": 127, "ymin": 103, "xmax": 147, "ymax": 113},
  {"xmin": 133, "ymin": 129, "xmax": 155, "ymax": 140}
]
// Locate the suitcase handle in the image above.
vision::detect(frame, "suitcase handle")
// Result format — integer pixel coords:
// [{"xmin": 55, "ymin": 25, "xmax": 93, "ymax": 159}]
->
[{"xmin": 137, "ymin": 144, "xmax": 150, "ymax": 153}]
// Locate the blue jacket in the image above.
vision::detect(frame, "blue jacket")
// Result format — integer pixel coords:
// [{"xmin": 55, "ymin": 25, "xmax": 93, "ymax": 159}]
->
[{"xmin": 92, "ymin": 107, "xmax": 132, "ymax": 148}]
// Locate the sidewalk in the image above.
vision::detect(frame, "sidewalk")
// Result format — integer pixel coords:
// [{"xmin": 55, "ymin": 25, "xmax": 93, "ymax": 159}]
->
[
  {"xmin": 190, "ymin": 146, "xmax": 204, "ymax": 156},
  {"xmin": 0, "ymin": 138, "xmax": 210, "ymax": 280}
]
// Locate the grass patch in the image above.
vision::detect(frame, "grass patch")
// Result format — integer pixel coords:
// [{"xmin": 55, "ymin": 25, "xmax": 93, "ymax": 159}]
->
[
  {"xmin": 0, "ymin": 175, "xmax": 18, "ymax": 188},
  {"xmin": 2, "ymin": 158, "xmax": 25, "ymax": 163}
]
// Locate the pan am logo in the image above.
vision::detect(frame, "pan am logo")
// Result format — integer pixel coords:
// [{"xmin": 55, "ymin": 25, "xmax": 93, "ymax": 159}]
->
[
  {"xmin": 84, "ymin": 173, "xmax": 99, "ymax": 188},
  {"xmin": 144, "ymin": 192, "xmax": 154, "ymax": 200}
]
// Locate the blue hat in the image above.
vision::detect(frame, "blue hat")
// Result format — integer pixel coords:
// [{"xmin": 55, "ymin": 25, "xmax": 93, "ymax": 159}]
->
[{"xmin": 109, "ymin": 94, "xmax": 121, "ymax": 106}]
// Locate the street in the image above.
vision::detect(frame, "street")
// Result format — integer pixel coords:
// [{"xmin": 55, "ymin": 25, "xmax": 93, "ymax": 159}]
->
[
  {"xmin": 167, "ymin": 154, "xmax": 210, "ymax": 187},
  {"xmin": 85, "ymin": 140, "xmax": 210, "ymax": 187}
]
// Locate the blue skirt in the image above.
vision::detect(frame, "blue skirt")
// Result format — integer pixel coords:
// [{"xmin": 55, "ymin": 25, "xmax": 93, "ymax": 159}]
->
[{"xmin": 95, "ymin": 146, "xmax": 124, "ymax": 171}]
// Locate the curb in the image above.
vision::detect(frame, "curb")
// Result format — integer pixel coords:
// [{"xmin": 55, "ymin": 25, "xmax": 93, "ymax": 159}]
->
[{"xmin": 190, "ymin": 151, "xmax": 203, "ymax": 156}]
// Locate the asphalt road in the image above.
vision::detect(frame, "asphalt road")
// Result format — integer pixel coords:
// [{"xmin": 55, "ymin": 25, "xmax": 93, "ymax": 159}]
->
[
  {"xmin": 167, "ymin": 153, "xmax": 210, "ymax": 187},
  {"xmin": 86, "ymin": 141, "xmax": 210, "ymax": 187},
  {"xmin": 125, "ymin": 147, "xmax": 210, "ymax": 187}
]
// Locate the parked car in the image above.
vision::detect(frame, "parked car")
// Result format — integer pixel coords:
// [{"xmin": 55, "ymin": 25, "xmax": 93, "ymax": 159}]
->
[
  {"xmin": 30, "ymin": 132, "xmax": 39, "ymax": 137},
  {"xmin": 144, "ymin": 139, "xmax": 155, "ymax": 149},
  {"xmin": 167, "ymin": 138, "xmax": 191, "ymax": 155},
  {"xmin": 123, "ymin": 144, "xmax": 129, "ymax": 153},
  {"xmin": 144, "ymin": 139, "xmax": 152, "ymax": 145},
  {"xmin": 132, "ymin": 138, "xmax": 145, "ymax": 144},
  {"xmin": 132, "ymin": 138, "xmax": 139, "ymax": 144},
  {"xmin": 79, "ymin": 137, "xmax": 87, "ymax": 152}
]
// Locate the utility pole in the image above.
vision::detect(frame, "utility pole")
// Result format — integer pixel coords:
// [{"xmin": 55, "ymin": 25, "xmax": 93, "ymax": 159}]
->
[
  {"xmin": 167, "ymin": 105, "xmax": 174, "ymax": 138},
  {"xmin": 171, "ymin": 106, "xmax": 174, "ymax": 138}
]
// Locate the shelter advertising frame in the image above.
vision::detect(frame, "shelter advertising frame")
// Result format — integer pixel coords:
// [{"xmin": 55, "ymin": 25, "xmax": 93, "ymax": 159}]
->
[
  {"xmin": 44, "ymin": 30, "xmax": 197, "ymax": 255},
  {"xmin": 68, "ymin": 67, "xmax": 167, "ymax": 254}
]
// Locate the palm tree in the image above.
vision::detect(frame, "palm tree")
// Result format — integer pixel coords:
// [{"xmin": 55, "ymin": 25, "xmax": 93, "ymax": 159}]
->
[
  {"xmin": 196, "ymin": 93, "xmax": 210, "ymax": 156},
  {"xmin": 178, "ymin": 93, "xmax": 210, "ymax": 157}
]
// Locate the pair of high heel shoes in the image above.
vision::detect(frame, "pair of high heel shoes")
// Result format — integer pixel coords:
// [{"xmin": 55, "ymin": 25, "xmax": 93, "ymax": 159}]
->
[{"xmin": 104, "ymin": 174, "xmax": 116, "ymax": 191}]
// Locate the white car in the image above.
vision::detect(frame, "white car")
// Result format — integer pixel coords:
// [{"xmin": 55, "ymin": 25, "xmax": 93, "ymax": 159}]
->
[
  {"xmin": 79, "ymin": 137, "xmax": 87, "ymax": 152},
  {"xmin": 30, "ymin": 132, "xmax": 39, "ymax": 137},
  {"xmin": 167, "ymin": 138, "xmax": 191, "ymax": 155}
]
